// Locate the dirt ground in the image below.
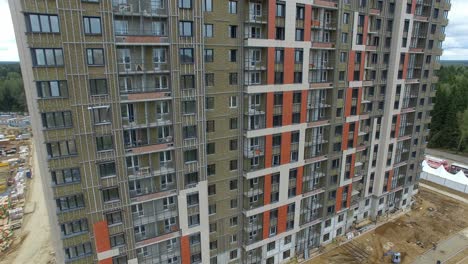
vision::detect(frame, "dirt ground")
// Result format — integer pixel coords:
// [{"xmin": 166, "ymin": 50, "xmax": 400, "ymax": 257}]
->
[
  {"xmin": 0, "ymin": 145, "xmax": 54, "ymax": 264},
  {"xmin": 306, "ymin": 188, "xmax": 468, "ymax": 264}
]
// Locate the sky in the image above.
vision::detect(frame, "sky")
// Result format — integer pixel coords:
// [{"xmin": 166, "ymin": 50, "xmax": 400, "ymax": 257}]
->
[{"xmin": 0, "ymin": 0, "xmax": 467, "ymax": 61}]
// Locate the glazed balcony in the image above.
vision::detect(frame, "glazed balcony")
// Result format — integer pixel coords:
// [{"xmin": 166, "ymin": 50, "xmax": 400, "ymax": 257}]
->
[
  {"xmin": 313, "ymin": 0, "xmax": 338, "ymax": 9},
  {"xmin": 128, "ymin": 172, "xmax": 176, "ymax": 202},
  {"xmin": 122, "ymin": 99, "xmax": 172, "ymax": 126},
  {"xmin": 114, "ymin": 17, "xmax": 169, "ymax": 44},
  {"xmin": 244, "ymin": 137, "xmax": 265, "ymax": 158},
  {"xmin": 124, "ymin": 127, "xmax": 173, "ymax": 155},
  {"xmin": 112, "ymin": 0, "xmax": 168, "ymax": 17},
  {"xmin": 300, "ymin": 195, "xmax": 324, "ymax": 226},
  {"xmin": 119, "ymin": 75, "xmax": 171, "ymax": 99},
  {"xmin": 133, "ymin": 216, "xmax": 179, "ymax": 243}
]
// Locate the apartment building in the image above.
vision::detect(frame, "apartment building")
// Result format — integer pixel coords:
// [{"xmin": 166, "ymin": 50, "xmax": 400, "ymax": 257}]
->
[{"xmin": 9, "ymin": 0, "xmax": 450, "ymax": 263}]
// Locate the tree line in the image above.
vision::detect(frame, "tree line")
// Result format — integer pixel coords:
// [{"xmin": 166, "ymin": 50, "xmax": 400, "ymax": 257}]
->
[
  {"xmin": 0, "ymin": 63, "xmax": 27, "ymax": 112},
  {"xmin": 428, "ymin": 66, "xmax": 468, "ymax": 153}
]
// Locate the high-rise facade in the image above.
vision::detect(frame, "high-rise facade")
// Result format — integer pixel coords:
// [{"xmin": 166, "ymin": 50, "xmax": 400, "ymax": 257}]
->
[{"xmin": 9, "ymin": 0, "xmax": 450, "ymax": 263}]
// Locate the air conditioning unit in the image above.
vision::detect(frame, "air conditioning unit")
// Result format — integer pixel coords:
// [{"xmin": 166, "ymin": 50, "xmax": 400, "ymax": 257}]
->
[{"xmin": 119, "ymin": 4, "xmax": 133, "ymax": 13}]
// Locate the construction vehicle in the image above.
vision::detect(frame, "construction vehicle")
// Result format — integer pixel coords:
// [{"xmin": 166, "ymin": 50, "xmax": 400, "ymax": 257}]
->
[{"xmin": 384, "ymin": 250, "xmax": 401, "ymax": 263}]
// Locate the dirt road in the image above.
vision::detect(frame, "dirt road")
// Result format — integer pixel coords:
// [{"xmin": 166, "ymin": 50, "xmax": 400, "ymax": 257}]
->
[{"xmin": 0, "ymin": 148, "xmax": 54, "ymax": 264}]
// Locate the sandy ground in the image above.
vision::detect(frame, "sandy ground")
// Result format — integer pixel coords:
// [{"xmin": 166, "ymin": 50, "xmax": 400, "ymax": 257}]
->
[
  {"xmin": 0, "ymin": 148, "xmax": 54, "ymax": 264},
  {"xmin": 305, "ymin": 187, "xmax": 468, "ymax": 264}
]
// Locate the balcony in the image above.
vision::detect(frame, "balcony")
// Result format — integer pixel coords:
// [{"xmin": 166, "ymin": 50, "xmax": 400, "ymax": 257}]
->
[
  {"xmin": 314, "ymin": 0, "xmax": 338, "ymax": 8},
  {"xmin": 118, "ymin": 61, "xmax": 170, "ymax": 74},
  {"xmin": 112, "ymin": 1, "xmax": 168, "ymax": 17},
  {"xmin": 124, "ymin": 128, "xmax": 174, "ymax": 155}
]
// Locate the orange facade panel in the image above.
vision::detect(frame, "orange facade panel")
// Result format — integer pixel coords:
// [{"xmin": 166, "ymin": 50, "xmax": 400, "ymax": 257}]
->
[
  {"xmin": 277, "ymin": 205, "xmax": 288, "ymax": 234},
  {"xmin": 262, "ymin": 211, "xmax": 271, "ymax": 239},
  {"xmin": 284, "ymin": 48, "xmax": 295, "ymax": 84},
  {"xmin": 282, "ymin": 91, "xmax": 293, "ymax": 125},
  {"xmin": 268, "ymin": 0, "xmax": 276, "ymax": 39},
  {"xmin": 181, "ymin": 235, "xmax": 191, "ymax": 264},
  {"xmin": 335, "ymin": 186, "xmax": 343, "ymax": 212},
  {"xmin": 281, "ymin": 131, "xmax": 291, "ymax": 165},
  {"xmin": 93, "ymin": 221, "xmax": 112, "ymax": 264},
  {"xmin": 264, "ymin": 174, "xmax": 272, "ymax": 205},
  {"xmin": 296, "ymin": 166, "xmax": 304, "ymax": 195},
  {"xmin": 265, "ymin": 135, "xmax": 273, "ymax": 168}
]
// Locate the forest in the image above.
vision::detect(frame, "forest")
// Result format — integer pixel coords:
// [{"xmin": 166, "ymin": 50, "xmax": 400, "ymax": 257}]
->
[
  {"xmin": 428, "ymin": 66, "xmax": 468, "ymax": 153},
  {"xmin": 0, "ymin": 62, "xmax": 27, "ymax": 112}
]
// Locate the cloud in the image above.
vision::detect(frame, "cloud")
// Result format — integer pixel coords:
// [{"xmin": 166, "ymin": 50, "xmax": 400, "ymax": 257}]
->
[
  {"xmin": 441, "ymin": 0, "xmax": 468, "ymax": 60},
  {"xmin": 0, "ymin": 0, "xmax": 464, "ymax": 61},
  {"xmin": 0, "ymin": 0, "xmax": 19, "ymax": 61}
]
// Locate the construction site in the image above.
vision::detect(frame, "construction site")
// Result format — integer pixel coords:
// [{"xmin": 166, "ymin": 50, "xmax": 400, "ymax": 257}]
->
[
  {"xmin": 0, "ymin": 123, "xmax": 55, "ymax": 264},
  {"xmin": 305, "ymin": 186, "xmax": 468, "ymax": 264}
]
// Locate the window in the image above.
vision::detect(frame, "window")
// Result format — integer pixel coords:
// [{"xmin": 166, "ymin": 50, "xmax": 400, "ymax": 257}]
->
[
  {"xmin": 208, "ymin": 204, "xmax": 216, "ymax": 214},
  {"xmin": 206, "ymin": 120, "xmax": 215, "ymax": 132},
  {"xmin": 87, "ymin": 48, "xmax": 104, "ymax": 65},
  {"xmin": 343, "ymin": 13, "xmax": 349, "ymax": 24},
  {"xmin": 60, "ymin": 218, "xmax": 88, "ymax": 237},
  {"xmin": 229, "ymin": 49, "xmax": 237, "ymax": 62},
  {"xmin": 110, "ymin": 233, "xmax": 125, "ymax": 248},
  {"xmin": 229, "ymin": 118, "xmax": 238, "ymax": 129},
  {"xmin": 229, "ymin": 179, "xmax": 238, "ymax": 190},
  {"xmin": 179, "ymin": 0, "xmax": 192, "ymax": 9},
  {"xmin": 208, "ymin": 185, "xmax": 217, "ymax": 197},
  {"xmin": 296, "ymin": 5, "xmax": 305, "ymax": 19},
  {"xmin": 204, "ymin": 49, "xmax": 213, "ymax": 62},
  {"xmin": 204, "ymin": 24, "xmax": 213, "ymax": 37},
  {"xmin": 86, "ymin": 80, "xmax": 108, "ymax": 97},
  {"xmin": 65, "ymin": 242, "xmax": 92, "ymax": 260},
  {"xmin": 276, "ymin": 2, "xmax": 285, "ymax": 17},
  {"xmin": 32, "ymin": 48, "xmax": 64, "ymax": 66},
  {"xmin": 229, "ymin": 25, "xmax": 237, "ymax": 38},
  {"xmin": 181, "ymin": 75, "xmax": 195, "ymax": 89},
  {"xmin": 42, "ymin": 111, "xmax": 72, "ymax": 129},
  {"xmin": 295, "ymin": 49, "xmax": 303, "ymax": 63},
  {"xmin": 229, "ymin": 96, "xmax": 238, "ymax": 108},
  {"xmin": 91, "ymin": 107, "xmax": 111, "ymax": 124},
  {"xmin": 37, "ymin": 80, "xmax": 68, "ymax": 98},
  {"xmin": 46, "ymin": 140, "xmax": 77, "ymax": 158},
  {"xmin": 229, "ymin": 73, "xmax": 238, "ymax": 85},
  {"xmin": 102, "ymin": 187, "xmax": 120, "ymax": 202},
  {"xmin": 229, "ymin": 139, "xmax": 238, "ymax": 150},
  {"xmin": 204, "ymin": 0, "xmax": 213, "ymax": 11},
  {"xmin": 83, "ymin": 17, "xmax": 101, "ymax": 34},
  {"xmin": 179, "ymin": 21, "xmax": 193, "ymax": 36},
  {"xmin": 106, "ymin": 211, "xmax": 122, "ymax": 225},
  {"xmin": 267, "ymin": 241, "xmax": 275, "ymax": 251},
  {"xmin": 27, "ymin": 14, "xmax": 60, "ymax": 33},
  {"xmin": 207, "ymin": 164, "xmax": 216, "ymax": 176},
  {"xmin": 283, "ymin": 250, "xmax": 291, "ymax": 259},
  {"xmin": 230, "ymin": 216, "xmax": 238, "ymax": 226},
  {"xmin": 230, "ymin": 250, "xmax": 238, "ymax": 260},
  {"xmin": 56, "ymin": 194, "xmax": 85, "ymax": 212},
  {"xmin": 230, "ymin": 199, "xmax": 238, "ymax": 209},
  {"xmin": 205, "ymin": 73, "xmax": 214, "ymax": 86},
  {"xmin": 184, "ymin": 149, "xmax": 198, "ymax": 163},
  {"xmin": 206, "ymin": 143, "xmax": 215, "ymax": 155},
  {"xmin": 341, "ymin": 33, "xmax": 348, "ymax": 43},
  {"xmin": 179, "ymin": 48, "xmax": 194, "ymax": 63},
  {"xmin": 52, "ymin": 168, "xmax": 80, "ymax": 185},
  {"xmin": 188, "ymin": 214, "xmax": 200, "ymax": 226},
  {"xmin": 229, "ymin": 160, "xmax": 238, "ymax": 170},
  {"xmin": 99, "ymin": 162, "xmax": 116, "ymax": 178},
  {"xmin": 284, "ymin": 235, "xmax": 292, "ymax": 244},
  {"xmin": 96, "ymin": 135, "xmax": 113, "ymax": 151},
  {"xmin": 229, "ymin": 1, "xmax": 237, "ymax": 14},
  {"xmin": 295, "ymin": 29, "xmax": 304, "ymax": 41},
  {"xmin": 206, "ymin": 97, "xmax": 214, "ymax": 109},
  {"xmin": 210, "ymin": 240, "xmax": 217, "ymax": 250}
]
